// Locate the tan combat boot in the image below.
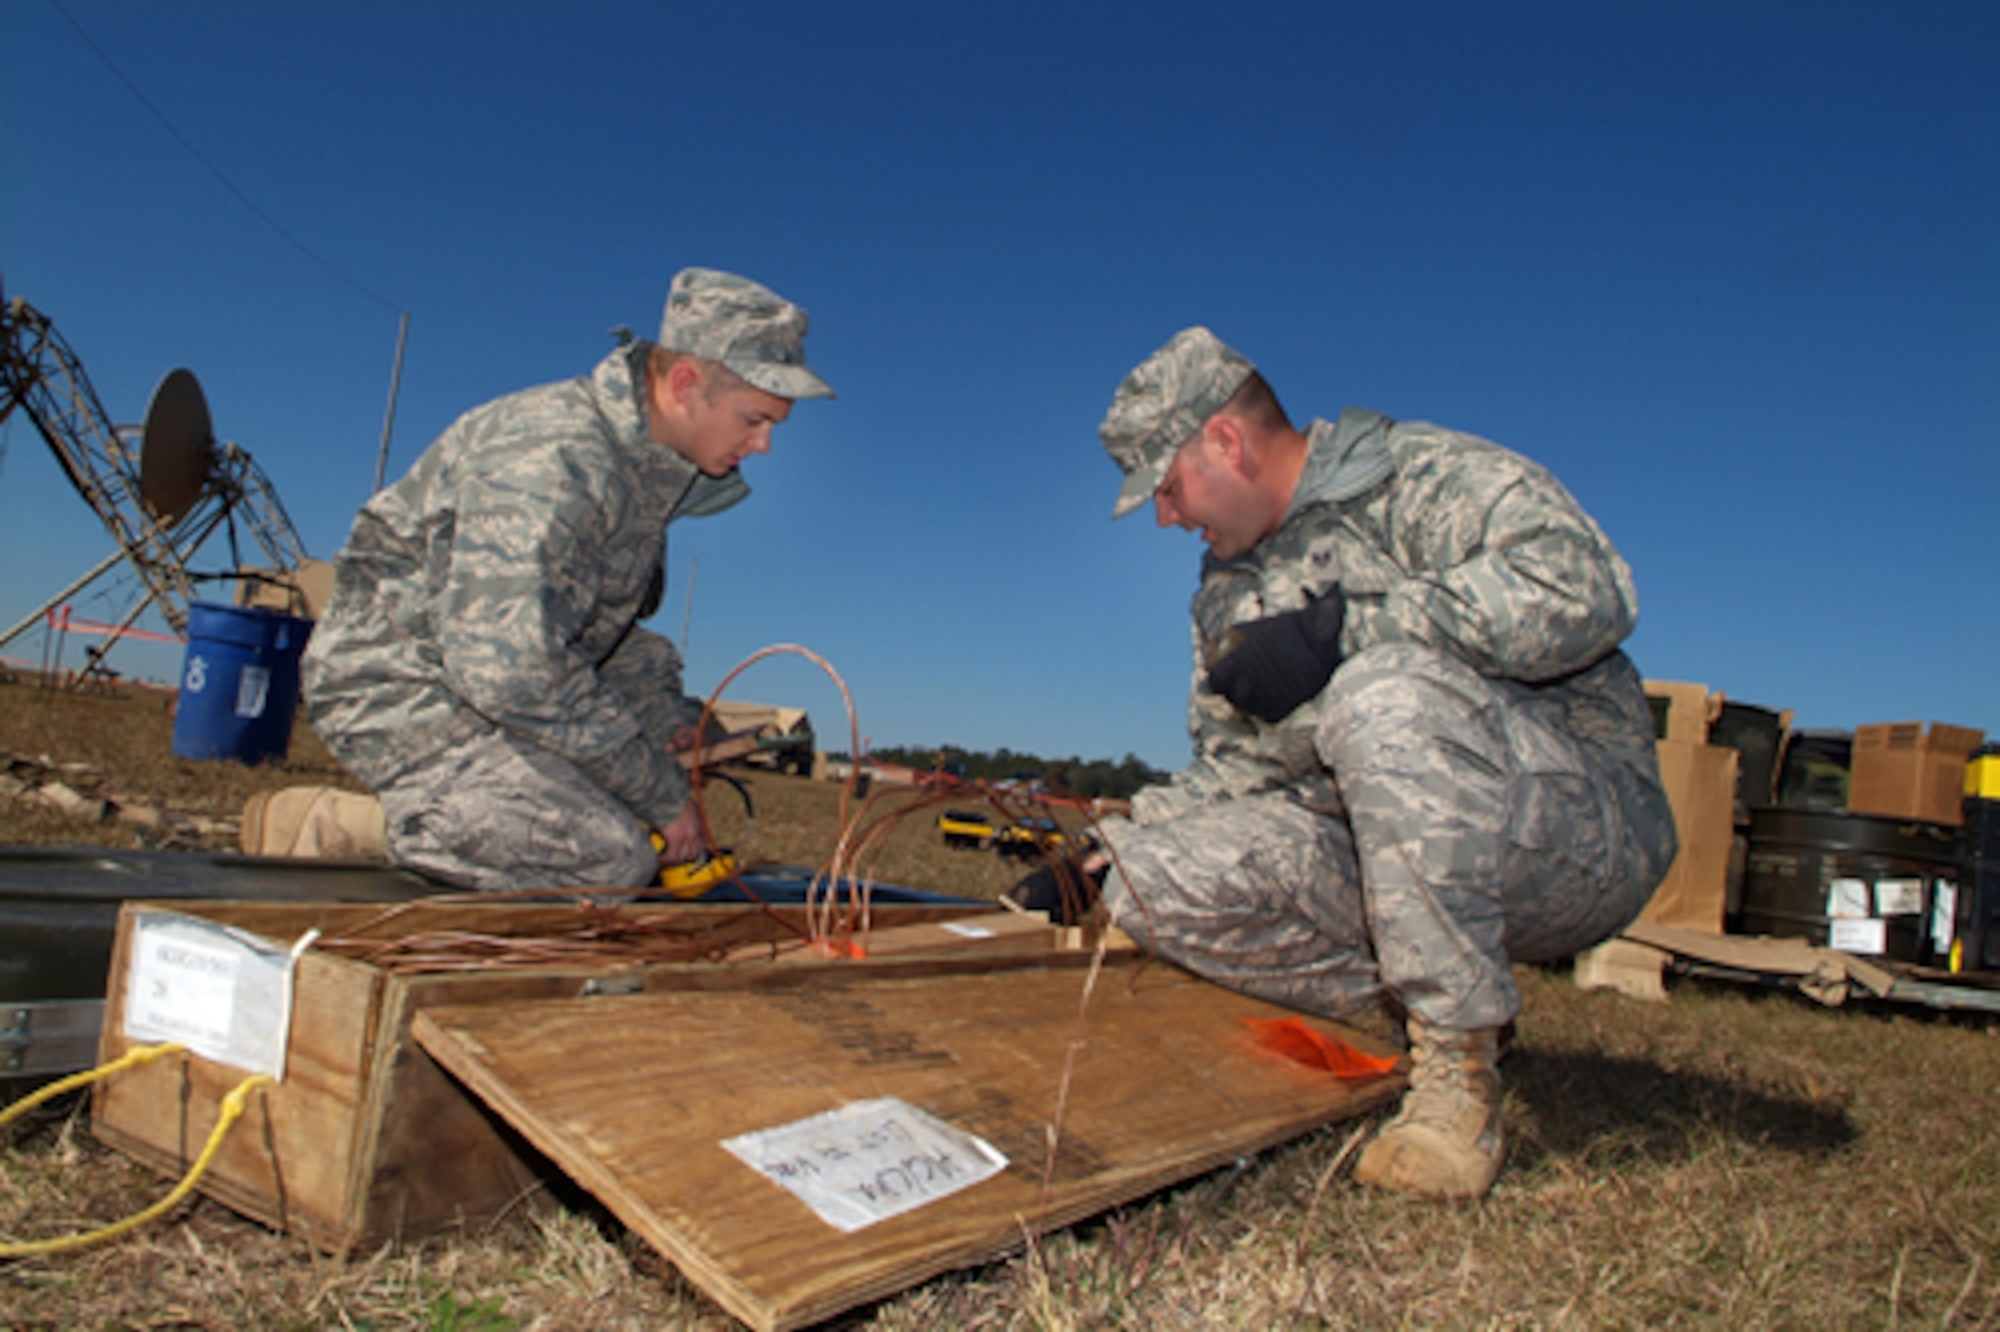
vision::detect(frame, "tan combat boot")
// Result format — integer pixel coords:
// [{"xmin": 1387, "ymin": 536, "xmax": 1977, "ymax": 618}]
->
[
  {"xmin": 240, "ymin": 786, "xmax": 388, "ymax": 859},
  {"xmin": 1352, "ymin": 1020, "xmax": 1505, "ymax": 1201}
]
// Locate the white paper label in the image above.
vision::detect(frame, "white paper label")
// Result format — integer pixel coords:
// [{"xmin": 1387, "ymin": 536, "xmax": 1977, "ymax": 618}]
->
[
  {"xmin": 722, "ymin": 1097, "xmax": 1008, "ymax": 1233},
  {"xmin": 1825, "ymin": 878, "xmax": 1871, "ymax": 919},
  {"xmin": 1874, "ymin": 878, "xmax": 1924, "ymax": 916},
  {"xmin": 235, "ymin": 664, "xmax": 271, "ymax": 718},
  {"xmin": 127, "ymin": 930, "xmax": 239, "ymax": 1050},
  {"xmin": 1932, "ymin": 880, "xmax": 1958, "ymax": 953},
  {"xmin": 940, "ymin": 921, "xmax": 997, "ymax": 939},
  {"xmin": 123, "ymin": 910, "xmax": 313, "ymax": 1078},
  {"xmin": 1828, "ymin": 917, "xmax": 1887, "ymax": 956}
]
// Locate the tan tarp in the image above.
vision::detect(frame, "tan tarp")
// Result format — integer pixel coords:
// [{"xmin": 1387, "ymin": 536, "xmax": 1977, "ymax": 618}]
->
[{"xmin": 707, "ymin": 700, "xmax": 810, "ymax": 739}]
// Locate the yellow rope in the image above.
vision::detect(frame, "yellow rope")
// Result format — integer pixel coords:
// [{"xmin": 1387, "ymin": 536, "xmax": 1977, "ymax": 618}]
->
[
  {"xmin": 0, "ymin": 1041, "xmax": 186, "ymax": 1130},
  {"xmin": 1, "ymin": 1043, "xmax": 273, "ymax": 1259}
]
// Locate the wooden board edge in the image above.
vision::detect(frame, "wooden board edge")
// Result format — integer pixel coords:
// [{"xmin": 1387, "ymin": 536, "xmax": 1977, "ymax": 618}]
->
[
  {"xmin": 341, "ymin": 966, "xmax": 403, "ymax": 1241},
  {"xmin": 764, "ymin": 1073, "xmax": 1406, "ymax": 1330},
  {"xmin": 409, "ymin": 1009, "xmax": 783, "ymax": 1331}
]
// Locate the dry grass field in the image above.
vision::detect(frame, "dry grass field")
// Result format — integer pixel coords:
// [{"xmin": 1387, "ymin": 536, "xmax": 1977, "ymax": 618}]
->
[{"xmin": 3, "ymin": 676, "xmax": 1998, "ymax": 1329}]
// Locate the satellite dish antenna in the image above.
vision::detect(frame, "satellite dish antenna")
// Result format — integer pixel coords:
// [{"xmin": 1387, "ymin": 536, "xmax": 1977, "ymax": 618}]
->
[
  {"xmin": 138, "ymin": 367, "xmax": 216, "ymax": 526},
  {"xmin": 0, "ymin": 296, "xmax": 310, "ymax": 663}
]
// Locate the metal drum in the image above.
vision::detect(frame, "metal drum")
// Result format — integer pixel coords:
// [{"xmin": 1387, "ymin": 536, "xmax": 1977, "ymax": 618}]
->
[{"xmin": 1739, "ymin": 806, "xmax": 1961, "ymax": 965}]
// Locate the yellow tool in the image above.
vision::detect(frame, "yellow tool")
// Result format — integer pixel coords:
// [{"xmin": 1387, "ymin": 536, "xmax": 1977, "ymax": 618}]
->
[{"xmin": 651, "ymin": 833, "xmax": 740, "ymax": 899}]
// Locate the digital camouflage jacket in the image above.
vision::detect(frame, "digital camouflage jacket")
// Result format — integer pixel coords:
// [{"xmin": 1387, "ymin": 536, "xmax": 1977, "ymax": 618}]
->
[
  {"xmin": 302, "ymin": 343, "xmax": 741, "ymax": 828},
  {"xmin": 1133, "ymin": 408, "xmax": 1660, "ymax": 825}
]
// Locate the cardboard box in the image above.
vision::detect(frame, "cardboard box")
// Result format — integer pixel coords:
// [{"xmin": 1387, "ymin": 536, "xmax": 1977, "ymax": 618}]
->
[
  {"xmin": 1640, "ymin": 739, "xmax": 1738, "ymax": 933},
  {"xmin": 1848, "ymin": 722, "xmax": 1986, "ymax": 827},
  {"xmin": 1645, "ymin": 680, "xmax": 1719, "ymax": 744},
  {"xmin": 1637, "ymin": 681, "xmax": 1738, "ymax": 934},
  {"xmin": 236, "ymin": 558, "xmax": 334, "ymax": 621}
]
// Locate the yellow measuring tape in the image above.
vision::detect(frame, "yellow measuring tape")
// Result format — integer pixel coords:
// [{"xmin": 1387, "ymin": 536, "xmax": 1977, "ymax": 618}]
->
[{"xmin": 0, "ymin": 1043, "xmax": 272, "ymax": 1258}]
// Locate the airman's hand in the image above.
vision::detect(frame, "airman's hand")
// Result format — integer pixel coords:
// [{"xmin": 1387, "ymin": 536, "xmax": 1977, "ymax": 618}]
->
[
  {"xmin": 1206, "ymin": 587, "xmax": 1347, "ymax": 723},
  {"xmin": 653, "ymin": 804, "xmax": 706, "ymax": 866},
  {"xmin": 1003, "ymin": 856, "xmax": 1107, "ymax": 926}
]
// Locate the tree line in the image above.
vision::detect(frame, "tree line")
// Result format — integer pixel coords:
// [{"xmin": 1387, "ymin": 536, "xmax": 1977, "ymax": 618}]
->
[{"xmin": 832, "ymin": 744, "xmax": 1168, "ymax": 801}]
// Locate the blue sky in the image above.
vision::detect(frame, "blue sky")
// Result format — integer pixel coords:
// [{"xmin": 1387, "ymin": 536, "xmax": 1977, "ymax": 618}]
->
[{"xmin": 2, "ymin": 1, "xmax": 1994, "ymax": 772}]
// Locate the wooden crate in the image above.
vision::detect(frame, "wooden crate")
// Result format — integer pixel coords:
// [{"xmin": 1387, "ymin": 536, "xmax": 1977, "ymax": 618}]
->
[
  {"xmin": 89, "ymin": 897, "xmax": 1018, "ymax": 1251},
  {"xmin": 92, "ymin": 898, "xmax": 1405, "ymax": 1326}
]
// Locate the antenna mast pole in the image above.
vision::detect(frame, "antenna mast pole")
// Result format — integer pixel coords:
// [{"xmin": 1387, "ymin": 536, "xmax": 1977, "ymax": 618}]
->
[
  {"xmin": 372, "ymin": 310, "xmax": 410, "ymax": 492},
  {"xmin": 680, "ymin": 556, "xmax": 698, "ymax": 655}
]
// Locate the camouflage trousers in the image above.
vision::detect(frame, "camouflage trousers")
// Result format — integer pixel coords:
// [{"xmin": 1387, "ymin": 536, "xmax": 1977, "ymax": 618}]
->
[
  {"xmin": 344, "ymin": 631, "xmax": 695, "ymax": 893},
  {"xmin": 606, "ymin": 627, "xmax": 706, "ymax": 754},
  {"xmin": 377, "ymin": 727, "xmax": 659, "ymax": 893},
  {"xmin": 1101, "ymin": 643, "xmax": 1673, "ymax": 1030}
]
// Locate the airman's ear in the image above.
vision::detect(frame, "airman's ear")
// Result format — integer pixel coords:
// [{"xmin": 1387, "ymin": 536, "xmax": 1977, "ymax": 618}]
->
[
  {"xmin": 665, "ymin": 357, "xmax": 704, "ymax": 406},
  {"xmin": 1209, "ymin": 415, "xmax": 1252, "ymax": 476},
  {"xmin": 645, "ymin": 353, "xmax": 703, "ymax": 446}
]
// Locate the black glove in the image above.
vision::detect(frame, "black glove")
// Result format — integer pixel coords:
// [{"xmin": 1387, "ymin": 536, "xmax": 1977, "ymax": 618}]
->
[
  {"xmin": 1205, "ymin": 587, "xmax": 1347, "ymax": 723},
  {"xmin": 1003, "ymin": 858, "xmax": 1107, "ymax": 926}
]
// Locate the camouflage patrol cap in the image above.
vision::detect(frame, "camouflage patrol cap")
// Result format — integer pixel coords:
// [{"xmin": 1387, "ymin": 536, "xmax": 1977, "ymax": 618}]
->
[
  {"xmin": 1100, "ymin": 326, "xmax": 1254, "ymax": 518},
  {"xmin": 657, "ymin": 268, "xmax": 835, "ymax": 401}
]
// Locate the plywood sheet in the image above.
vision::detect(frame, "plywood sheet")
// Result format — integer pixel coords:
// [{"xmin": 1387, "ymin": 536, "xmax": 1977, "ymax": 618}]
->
[{"xmin": 414, "ymin": 964, "xmax": 1403, "ymax": 1331}]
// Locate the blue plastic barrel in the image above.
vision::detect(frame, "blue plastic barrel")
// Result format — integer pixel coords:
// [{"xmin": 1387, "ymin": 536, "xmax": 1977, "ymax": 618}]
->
[{"xmin": 170, "ymin": 602, "xmax": 315, "ymax": 764}]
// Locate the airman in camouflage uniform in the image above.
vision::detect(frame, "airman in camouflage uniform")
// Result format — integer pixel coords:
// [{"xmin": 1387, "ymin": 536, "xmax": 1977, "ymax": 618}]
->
[
  {"xmin": 302, "ymin": 269, "xmax": 833, "ymax": 893},
  {"xmin": 1081, "ymin": 327, "xmax": 1677, "ymax": 1200}
]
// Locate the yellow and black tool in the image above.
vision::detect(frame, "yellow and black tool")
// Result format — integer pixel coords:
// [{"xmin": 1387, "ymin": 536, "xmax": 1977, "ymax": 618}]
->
[
  {"xmin": 650, "ymin": 834, "xmax": 740, "ymax": 899},
  {"xmin": 1959, "ymin": 744, "xmax": 2000, "ymax": 974}
]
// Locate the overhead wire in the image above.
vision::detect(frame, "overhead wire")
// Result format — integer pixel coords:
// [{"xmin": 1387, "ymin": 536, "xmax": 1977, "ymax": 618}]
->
[{"xmin": 51, "ymin": 0, "xmax": 404, "ymax": 317}]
